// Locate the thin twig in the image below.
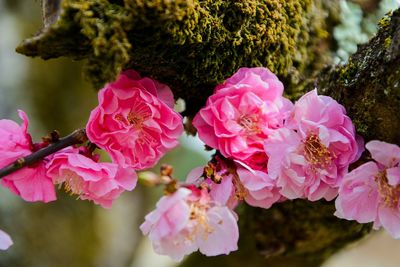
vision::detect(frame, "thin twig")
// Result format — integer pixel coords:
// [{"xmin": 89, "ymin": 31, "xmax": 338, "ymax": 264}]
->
[{"xmin": 0, "ymin": 128, "xmax": 88, "ymax": 179}]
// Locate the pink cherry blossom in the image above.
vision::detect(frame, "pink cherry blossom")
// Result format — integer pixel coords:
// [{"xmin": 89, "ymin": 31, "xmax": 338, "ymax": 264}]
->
[
  {"xmin": 186, "ymin": 158, "xmax": 282, "ymax": 209},
  {"xmin": 265, "ymin": 90, "xmax": 361, "ymax": 201},
  {"xmin": 140, "ymin": 187, "xmax": 239, "ymax": 261},
  {"xmin": 46, "ymin": 147, "xmax": 137, "ymax": 208},
  {"xmin": 186, "ymin": 165, "xmax": 237, "ymax": 209},
  {"xmin": 86, "ymin": 70, "xmax": 184, "ymax": 170},
  {"xmin": 0, "ymin": 110, "xmax": 56, "ymax": 202},
  {"xmin": 193, "ymin": 67, "xmax": 293, "ymax": 170},
  {"xmin": 236, "ymin": 162, "xmax": 283, "ymax": 209},
  {"xmin": 335, "ymin": 140, "xmax": 400, "ymax": 238},
  {"xmin": 0, "ymin": 229, "xmax": 12, "ymax": 250}
]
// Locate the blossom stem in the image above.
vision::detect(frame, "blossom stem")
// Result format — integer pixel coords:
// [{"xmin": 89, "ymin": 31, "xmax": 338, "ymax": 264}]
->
[{"xmin": 0, "ymin": 128, "xmax": 88, "ymax": 179}]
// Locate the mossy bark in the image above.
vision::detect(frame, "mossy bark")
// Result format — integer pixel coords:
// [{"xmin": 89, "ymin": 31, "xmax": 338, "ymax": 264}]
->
[
  {"xmin": 17, "ymin": 0, "xmax": 338, "ymax": 116},
  {"xmin": 316, "ymin": 11, "xmax": 400, "ymax": 144},
  {"xmin": 15, "ymin": 1, "xmax": 400, "ymax": 267}
]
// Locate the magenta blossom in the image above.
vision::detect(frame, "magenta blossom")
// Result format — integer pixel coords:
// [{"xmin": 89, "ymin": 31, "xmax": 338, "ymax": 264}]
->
[
  {"xmin": 0, "ymin": 229, "xmax": 12, "ymax": 250},
  {"xmin": 335, "ymin": 140, "xmax": 400, "ymax": 238},
  {"xmin": 193, "ymin": 67, "xmax": 293, "ymax": 170},
  {"xmin": 140, "ymin": 187, "xmax": 239, "ymax": 261},
  {"xmin": 265, "ymin": 90, "xmax": 361, "ymax": 201},
  {"xmin": 86, "ymin": 70, "xmax": 184, "ymax": 170},
  {"xmin": 0, "ymin": 110, "xmax": 56, "ymax": 202},
  {"xmin": 47, "ymin": 147, "xmax": 137, "ymax": 208}
]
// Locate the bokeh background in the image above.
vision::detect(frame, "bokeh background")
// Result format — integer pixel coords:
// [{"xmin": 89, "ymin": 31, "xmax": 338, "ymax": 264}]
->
[{"xmin": 0, "ymin": 1, "xmax": 399, "ymax": 267}]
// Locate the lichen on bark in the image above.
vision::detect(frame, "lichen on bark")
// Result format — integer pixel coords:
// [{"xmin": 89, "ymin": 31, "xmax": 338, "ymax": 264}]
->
[
  {"xmin": 317, "ymin": 10, "xmax": 400, "ymax": 144},
  {"xmin": 17, "ymin": 0, "xmax": 337, "ymax": 115}
]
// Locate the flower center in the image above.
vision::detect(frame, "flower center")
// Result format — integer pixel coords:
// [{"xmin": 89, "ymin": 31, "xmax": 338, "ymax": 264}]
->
[
  {"xmin": 238, "ymin": 114, "xmax": 261, "ymax": 135},
  {"xmin": 188, "ymin": 202, "xmax": 214, "ymax": 240},
  {"xmin": 375, "ymin": 170, "xmax": 400, "ymax": 208},
  {"xmin": 127, "ymin": 112, "xmax": 146, "ymax": 127},
  {"xmin": 57, "ymin": 170, "xmax": 85, "ymax": 196},
  {"xmin": 303, "ymin": 134, "xmax": 334, "ymax": 169},
  {"xmin": 114, "ymin": 103, "xmax": 151, "ymax": 130},
  {"xmin": 232, "ymin": 173, "xmax": 248, "ymax": 200}
]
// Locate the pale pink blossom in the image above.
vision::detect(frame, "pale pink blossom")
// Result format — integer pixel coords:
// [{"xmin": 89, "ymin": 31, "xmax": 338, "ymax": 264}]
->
[
  {"xmin": 193, "ymin": 67, "xmax": 293, "ymax": 170},
  {"xmin": 236, "ymin": 162, "xmax": 283, "ymax": 209},
  {"xmin": 265, "ymin": 90, "xmax": 361, "ymax": 201},
  {"xmin": 0, "ymin": 229, "xmax": 12, "ymax": 250},
  {"xmin": 140, "ymin": 187, "xmax": 239, "ymax": 261},
  {"xmin": 86, "ymin": 70, "xmax": 184, "ymax": 170},
  {"xmin": 0, "ymin": 110, "xmax": 56, "ymax": 202},
  {"xmin": 186, "ymin": 165, "xmax": 237, "ymax": 209},
  {"xmin": 335, "ymin": 140, "xmax": 400, "ymax": 238},
  {"xmin": 186, "ymin": 159, "xmax": 281, "ymax": 209},
  {"xmin": 47, "ymin": 147, "xmax": 137, "ymax": 208}
]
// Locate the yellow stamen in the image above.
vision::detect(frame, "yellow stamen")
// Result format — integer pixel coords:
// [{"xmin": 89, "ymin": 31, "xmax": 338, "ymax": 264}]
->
[
  {"xmin": 238, "ymin": 114, "xmax": 261, "ymax": 135},
  {"xmin": 303, "ymin": 134, "xmax": 334, "ymax": 169},
  {"xmin": 375, "ymin": 170, "xmax": 400, "ymax": 208}
]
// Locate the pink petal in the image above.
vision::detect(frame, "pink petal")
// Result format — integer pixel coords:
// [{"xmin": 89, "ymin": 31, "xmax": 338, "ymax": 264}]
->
[
  {"xmin": 197, "ymin": 206, "xmax": 239, "ymax": 256},
  {"xmin": 366, "ymin": 140, "xmax": 400, "ymax": 167},
  {"xmin": 0, "ymin": 230, "xmax": 12, "ymax": 250}
]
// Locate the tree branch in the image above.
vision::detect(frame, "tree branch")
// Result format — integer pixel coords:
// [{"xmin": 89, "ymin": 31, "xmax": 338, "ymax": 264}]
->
[{"xmin": 0, "ymin": 128, "xmax": 87, "ymax": 179}]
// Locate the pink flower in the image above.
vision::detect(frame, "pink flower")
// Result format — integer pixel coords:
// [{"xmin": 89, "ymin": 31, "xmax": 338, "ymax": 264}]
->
[
  {"xmin": 186, "ymin": 158, "xmax": 282, "ymax": 209},
  {"xmin": 236, "ymin": 162, "xmax": 283, "ymax": 209},
  {"xmin": 0, "ymin": 110, "xmax": 56, "ymax": 202},
  {"xmin": 265, "ymin": 90, "xmax": 361, "ymax": 201},
  {"xmin": 0, "ymin": 229, "xmax": 12, "ymax": 250},
  {"xmin": 46, "ymin": 147, "xmax": 137, "ymax": 208},
  {"xmin": 186, "ymin": 165, "xmax": 237, "ymax": 209},
  {"xmin": 140, "ymin": 187, "xmax": 239, "ymax": 261},
  {"xmin": 335, "ymin": 140, "xmax": 400, "ymax": 238},
  {"xmin": 86, "ymin": 70, "xmax": 184, "ymax": 170},
  {"xmin": 193, "ymin": 67, "xmax": 293, "ymax": 170}
]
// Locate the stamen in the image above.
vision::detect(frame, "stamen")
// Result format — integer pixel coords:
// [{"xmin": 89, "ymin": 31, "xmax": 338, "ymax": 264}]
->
[
  {"xmin": 114, "ymin": 114, "xmax": 127, "ymax": 124},
  {"xmin": 188, "ymin": 202, "xmax": 214, "ymax": 240},
  {"xmin": 127, "ymin": 112, "xmax": 145, "ymax": 128},
  {"xmin": 57, "ymin": 170, "xmax": 85, "ymax": 197},
  {"xmin": 238, "ymin": 114, "xmax": 261, "ymax": 135},
  {"xmin": 114, "ymin": 103, "xmax": 151, "ymax": 129},
  {"xmin": 232, "ymin": 173, "xmax": 248, "ymax": 200},
  {"xmin": 375, "ymin": 170, "xmax": 400, "ymax": 208},
  {"xmin": 303, "ymin": 134, "xmax": 334, "ymax": 169}
]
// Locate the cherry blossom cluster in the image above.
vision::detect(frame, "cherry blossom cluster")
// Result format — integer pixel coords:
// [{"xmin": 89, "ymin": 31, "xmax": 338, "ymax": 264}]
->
[
  {"xmin": 0, "ymin": 67, "xmax": 399, "ymax": 258},
  {"xmin": 141, "ymin": 67, "xmax": 365, "ymax": 260},
  {"xmin": 0, "ymin": 70, "xmax": 184, "ymax": 249}
]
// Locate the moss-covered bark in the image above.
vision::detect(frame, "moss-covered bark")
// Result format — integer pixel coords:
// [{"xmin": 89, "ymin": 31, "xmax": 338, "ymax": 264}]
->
[
  {"xmin": 317, "ymin": 10, "xmax": 400, "ymax": 144},
  {"xmin": 17, "ymin": 0, "xmax": 338, "ymax": 115}
]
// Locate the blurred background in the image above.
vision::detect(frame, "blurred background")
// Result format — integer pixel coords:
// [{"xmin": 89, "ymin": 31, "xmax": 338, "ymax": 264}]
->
[{"xmin": 0, "ymin": 1, "xmax": 399, "ymax": 267}]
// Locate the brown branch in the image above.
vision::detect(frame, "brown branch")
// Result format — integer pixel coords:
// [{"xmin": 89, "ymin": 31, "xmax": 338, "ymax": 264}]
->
[{"xmin": 0, "ymin": 128, "xmax": 87, "ymax": 179}]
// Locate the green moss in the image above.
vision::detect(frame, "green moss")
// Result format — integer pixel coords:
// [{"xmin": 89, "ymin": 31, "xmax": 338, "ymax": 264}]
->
[
  {"xmin": 17, "ymin": 0, "xmax": 336, "ymax": 115},
  {"xmin": 378, "ymin": 14, "xmax": 392, "ymax": 29},
  {"xmin": 318, "ymin": 10, "xmax": 400, "ymax": 144},
  {"xmin": 339, "ymin": 59, "xmax": 358, "ymax": 85},
  {"xmin": 384, "ymin": 36, "xmax": 392, "ymax": 48}
]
